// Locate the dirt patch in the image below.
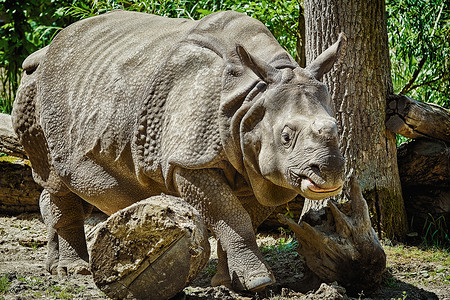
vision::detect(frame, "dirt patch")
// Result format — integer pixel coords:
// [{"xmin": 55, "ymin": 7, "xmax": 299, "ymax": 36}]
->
[{"xmin": 0, "ymin": 213, "xmax": 449, "ymax": 299}]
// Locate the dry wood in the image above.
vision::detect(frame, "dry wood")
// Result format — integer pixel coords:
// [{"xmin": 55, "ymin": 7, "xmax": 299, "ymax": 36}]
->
[
  {"xmin": 386, "ymin": 94, "xmax": 450, "ymax": 142},
  {"xmin": 0, "ymin": 160, "xmax": 42, "ymax": 214},
  {"xmin": 397, "ymin": 139, "xmax": 449, "ymax": 187},
  {"xmin": 0, "ymin": 113, "xmax": 40, "ymax": 214},
  {"xmin": 397, "ymin": 139, "xmax": 450, "ymax": 234},
  {"xmin": 87, "ymin": 195, "xmax": 210, "ymax": 300},
  {"xmin": 279, "ymin": 177, "xmax": 386, "ymax": 295},
  {"xmin": 0, "ymin": 113, "xmax": 27, "ymax": 159}
]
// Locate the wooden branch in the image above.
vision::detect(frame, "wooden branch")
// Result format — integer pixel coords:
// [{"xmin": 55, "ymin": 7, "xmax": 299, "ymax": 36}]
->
[
  {"xmin": 386, "ymin": 94, "xmax": 450, "ymax": 142},
  {"xmin": 400, "ymin": 56, "xmax": 427, "ymax": 94},
  {"xmin": 0, "ymin": 113, "xmax": 27, "ymax": 159},
  {"xmin": 279, "ymin": 177, "xmax": 386, "ymax": 295}
]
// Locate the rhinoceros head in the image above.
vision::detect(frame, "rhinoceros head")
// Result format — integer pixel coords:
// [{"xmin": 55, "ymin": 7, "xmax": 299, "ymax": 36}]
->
[{"xmin": 236, "ymin": 34, "xmax": 346, "ymax": 205}]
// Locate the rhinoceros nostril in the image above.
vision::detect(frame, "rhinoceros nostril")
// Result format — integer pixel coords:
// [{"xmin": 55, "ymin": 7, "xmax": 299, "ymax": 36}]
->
[{"xmin": 310, "ymin": 164, "xmax": 321, "ymax": 177}]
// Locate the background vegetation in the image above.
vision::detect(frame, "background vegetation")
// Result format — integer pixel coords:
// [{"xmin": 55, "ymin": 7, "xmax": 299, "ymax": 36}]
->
[
  {"xmin": 387, "ymin": 0, "xmax": 449, "ymax": 109},
  {"xmin": 1, "ymin": 0, "xmax": 448, "ymax": 115}
]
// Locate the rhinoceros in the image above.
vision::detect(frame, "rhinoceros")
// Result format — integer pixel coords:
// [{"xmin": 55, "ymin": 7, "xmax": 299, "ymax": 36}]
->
[{"xmin": 12, "ymin": 10, "xmax": 345, "ymax": 292}]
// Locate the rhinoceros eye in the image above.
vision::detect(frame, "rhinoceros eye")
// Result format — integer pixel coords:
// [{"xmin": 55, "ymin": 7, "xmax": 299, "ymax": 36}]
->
[{"xmin": 281, "ymin": 126, "xmax": 295, "ymax": 147}]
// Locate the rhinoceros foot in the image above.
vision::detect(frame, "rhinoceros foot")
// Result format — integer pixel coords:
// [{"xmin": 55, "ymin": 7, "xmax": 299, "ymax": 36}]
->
[
  {"xmin": 242, "ymin": 271, "xmax": 275, "ymax": 292},
  {"xmin": 56, "ymin": 259, "xmax": 91, "ymax": 276},
  {"xmin": 228, "ymin": 260, "xmax": 275, "ymax": 292}
]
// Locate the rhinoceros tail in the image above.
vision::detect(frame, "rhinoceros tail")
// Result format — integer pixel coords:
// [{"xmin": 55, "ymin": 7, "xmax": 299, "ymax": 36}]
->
[{"xmin": 22, "ymin": 45, "xmax": 49, "ymax": 74}]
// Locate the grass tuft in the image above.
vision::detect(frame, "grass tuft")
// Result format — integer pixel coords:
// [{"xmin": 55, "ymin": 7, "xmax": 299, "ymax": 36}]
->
[
  {"xmin": 0, "ymin": 274, "xmax": 12, "ymax": 294},
  {"xmin": 422, "ymin": 214, "xmax": 449, "ymax": 249}
]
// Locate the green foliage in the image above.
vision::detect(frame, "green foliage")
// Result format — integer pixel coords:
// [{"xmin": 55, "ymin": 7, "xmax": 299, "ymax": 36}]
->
[
  {"xmin": 387, "ymin": 0, "xmax": 450, "ymax": 108},
  {"xmin": 0, "ymin": 0, "xmax": 77, "ymax": 114},
  {"xmin": 0, "ymin": 274, "xmax": 11, "ymax": 294},
  {"xmin": 259, "ymin": 236, "xmax": 298, "ymax": 255},
  {"xmin": 395, "ymin": 134, "xmax": 412, "ymax": 146}
]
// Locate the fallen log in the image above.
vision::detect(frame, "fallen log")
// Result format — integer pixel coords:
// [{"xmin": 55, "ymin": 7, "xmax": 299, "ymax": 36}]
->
[
  {"xmin": 397, "ymin": 139, "xmax": 449, "ymax": 235},
  {"xmin": 0, "ymin": 158, "xmax": 42, "ymax": 214},
  {"xmin": 0, "ymin": 113, "xmax": 27, "ymax": 159},
  {"xmin": 398, "ymin": 138, "xmax": 449, "ymax": 187},
  {"xmin": 87, "ymin": 195, "xmax": 210, "ymax": 300},
  {"xmin": 279, "ymin": 177, "xmax": 386, "ymax": 295},
  {"xmin": 386, "ymin": 94, "xmax": 450, "ymax": 142}
]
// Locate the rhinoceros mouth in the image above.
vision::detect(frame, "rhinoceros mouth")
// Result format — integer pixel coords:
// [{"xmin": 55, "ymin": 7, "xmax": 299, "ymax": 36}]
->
[
  {"xmin": 287, "ymin": 169, "xmax": 343, "ymax": 199},
  {"xmin": 301, "ymin": 178, "xmax": 342, "ymax": 194}
]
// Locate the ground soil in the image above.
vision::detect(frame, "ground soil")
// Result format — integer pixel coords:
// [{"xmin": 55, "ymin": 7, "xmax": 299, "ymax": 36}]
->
[{"xmin": 0, "ymin": 212, "xmax": 448, "ymax": 299}]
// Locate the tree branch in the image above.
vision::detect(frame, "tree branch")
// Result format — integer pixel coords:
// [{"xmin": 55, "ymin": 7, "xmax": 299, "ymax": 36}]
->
[
  {"xmin": 400, "ymin": 55, "xmax": 427, "ymax": 94},
  {"xmin": 409, "ymin": 74, "xmax": 446, "ymax": 90}
]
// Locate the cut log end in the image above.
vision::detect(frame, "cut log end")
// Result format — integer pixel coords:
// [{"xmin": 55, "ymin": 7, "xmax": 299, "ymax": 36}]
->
[
  {"xmin": 88, "ymin": 195, "xmax": 210, "ymax": 300},
  {"xmin": 386, "ymin": 94, "xmax": 450, "ymax": 142},
  {"xmin": 279, "ymin": 177, "xmax": 386, "ymax": 295},
  {"xmin": 0, "ymin": 113, "xmax": 27, "ymax": 159}
]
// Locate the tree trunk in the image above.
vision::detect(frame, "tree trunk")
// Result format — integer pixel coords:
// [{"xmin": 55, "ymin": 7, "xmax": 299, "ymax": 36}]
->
[{"xmin": 303, "ymin": 0, "xmax": 407, "ymax": 239}]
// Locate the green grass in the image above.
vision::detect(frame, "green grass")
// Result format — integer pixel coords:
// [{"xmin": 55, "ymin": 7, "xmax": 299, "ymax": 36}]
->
[
  {"xmin": 422, "ymin": 214, "xmax": 449, "ymax": 249},
  {"xmin": 0, "ymin": 274, "xmax": 87, "ymax": 299},
  {"xmin": 0, "ymin": 274, "xmax": 11, "ymax": 294},
  {"xmin": 259, "ymin": 237, "xmax": 298, "ymax": 255},
  {"xmin": 46, "ymin": 284, "xmax": 85, "ymax": 299},
  {"xmin": 384, "ymin": 241, "xmax": 450, "ymax": 287}
]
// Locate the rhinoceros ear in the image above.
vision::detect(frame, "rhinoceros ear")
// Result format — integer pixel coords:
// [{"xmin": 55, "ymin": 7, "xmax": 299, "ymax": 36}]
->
[
  {"xmin": 306, "ymin": 32, "xmax": 347, "ymax": 80},
  {"xmin": 236, "ymin": 44, "xmax": 279, "ymax": 83}
]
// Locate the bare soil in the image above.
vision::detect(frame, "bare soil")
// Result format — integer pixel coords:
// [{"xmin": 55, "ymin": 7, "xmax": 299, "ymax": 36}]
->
[{"xmin": 0, "ymin": 212, "xmax": 448, "ymax": 299}]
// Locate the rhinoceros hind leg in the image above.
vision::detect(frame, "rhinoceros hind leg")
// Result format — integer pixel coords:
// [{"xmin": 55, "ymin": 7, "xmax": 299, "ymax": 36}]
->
[
  {"xmin": 39, "ymin": 189, "xmax": 91, "ymax": 276},
  {"xmin": 211, "ymin": 241, "xmax": 232, "ymax": 288}
]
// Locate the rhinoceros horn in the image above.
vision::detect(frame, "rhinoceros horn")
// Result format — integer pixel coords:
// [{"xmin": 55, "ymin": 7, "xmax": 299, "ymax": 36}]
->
[{"xmin": 306, "ymin": 32, "xmax": 347, "ymax": 80}]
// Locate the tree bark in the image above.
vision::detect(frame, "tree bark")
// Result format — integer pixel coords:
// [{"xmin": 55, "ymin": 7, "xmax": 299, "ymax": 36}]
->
[
  {"xmin": 303, "ymin": 0, "xmax": 407, "ymax": 239},
  {"xmin": 0, "ymin": 160, "xmax": 42, "ymax": 214}
]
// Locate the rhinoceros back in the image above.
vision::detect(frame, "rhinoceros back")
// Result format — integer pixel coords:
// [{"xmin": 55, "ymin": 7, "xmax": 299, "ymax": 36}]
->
[{"xmin": 36, "ymin": 11, "xmax": 195, "ymax": 206}]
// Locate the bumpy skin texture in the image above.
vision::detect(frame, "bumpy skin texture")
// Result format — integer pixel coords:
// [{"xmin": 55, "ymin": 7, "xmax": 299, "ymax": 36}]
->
[{"xmin": 12, "ymin": 10, "xmax": 345, "ymax": 291}]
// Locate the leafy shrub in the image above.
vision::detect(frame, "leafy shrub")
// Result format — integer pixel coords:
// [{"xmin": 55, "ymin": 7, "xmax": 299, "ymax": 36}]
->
[{"xmin": 387, "ymin": 0, "xmax": 449, "ymax": 108}]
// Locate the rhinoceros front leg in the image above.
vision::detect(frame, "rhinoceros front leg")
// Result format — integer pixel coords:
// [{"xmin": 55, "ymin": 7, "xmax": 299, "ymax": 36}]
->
[
  {"xmin": 173, "ymin": 168, "xmax": 275, "ymax": 292},
  {"xmin": 39, "ymin": 189, "xmax": 92, "ymax": 275},
  {"xmin": 212, "ymin": 195, "xmax": 275, "ymax": 289}
]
